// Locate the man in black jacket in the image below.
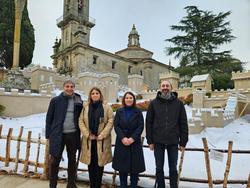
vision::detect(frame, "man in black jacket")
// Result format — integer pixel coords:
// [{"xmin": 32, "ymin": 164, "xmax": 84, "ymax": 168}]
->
[
  {"xmin": 46, "ymin": 80, "xmax": 83, "ymax": 188},
  {"xmin": 146, "ymin": 80, "xmax": 188, "ymax": 188}
]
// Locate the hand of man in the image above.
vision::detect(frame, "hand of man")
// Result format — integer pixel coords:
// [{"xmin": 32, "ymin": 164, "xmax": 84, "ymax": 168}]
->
[
  {"xmin": 89, "ymin": 134, "xmax": 97, "ymax": 140},
  {"xmin": 179, "ymin": 146, "xmax": 185, "ymax": 152},
  {"xmin": 149, "ymin": 144, "xmax": 154, "ymax": 151},
  {"xmin": 122, "ymin": 137, "xmax": 129, "ymax": 146}
]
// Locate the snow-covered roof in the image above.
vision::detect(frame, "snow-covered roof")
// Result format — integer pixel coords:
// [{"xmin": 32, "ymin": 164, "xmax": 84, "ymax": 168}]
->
[{"xmin": 190, "ymin": 74, "xmax": 210, "ymax": 82}]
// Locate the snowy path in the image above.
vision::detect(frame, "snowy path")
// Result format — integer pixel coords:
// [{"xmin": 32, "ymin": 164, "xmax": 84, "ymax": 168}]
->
[
  {"xmin": 0, "ymin": 175, "xmax": 89, "ymax": 188},
  {"xmin": 0, "ymin": 111, "xmax": 250, "ymax": 187}
]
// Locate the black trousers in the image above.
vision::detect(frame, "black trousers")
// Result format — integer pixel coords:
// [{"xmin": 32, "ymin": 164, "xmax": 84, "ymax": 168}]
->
[
  {"xmin": 49, "ymin": 132, "xmax": 78, "ymax": 188},
  {"xmin": 88, "ymin": 140, "xmax": 104, "ymax": 188},
  {"xmin": 119, "ymin": 172, "xmax": 139, "ymax": 188},
  {"xmin": 154, "ymin": 144, "xmax": 178, "ymax": 188}
]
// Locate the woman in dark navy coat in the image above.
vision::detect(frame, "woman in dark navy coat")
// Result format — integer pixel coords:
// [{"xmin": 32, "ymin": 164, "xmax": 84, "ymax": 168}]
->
[{"xmin": 112, "ymin": 91, "xmax": 145, "ymax": 188}]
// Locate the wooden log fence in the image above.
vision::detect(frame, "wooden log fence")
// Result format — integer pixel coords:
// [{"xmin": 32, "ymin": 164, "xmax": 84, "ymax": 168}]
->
[
  {"xmin": 247, "ymin": 174, "xmax": 250, "ymax": 188},
  {"xmin": 223, "ymin": 141, "xmax": 233, "ymax": 188},
  {"xmin": 14, "ymin": 126, "xmax": 23, "ymax": 172},
  {"xmin": 0, "ymin": 124, "xmax": 249, "ymax": 187},
  {"xmin": 202, "ymin": 137, "xmax": 213, "ymax": 188}
]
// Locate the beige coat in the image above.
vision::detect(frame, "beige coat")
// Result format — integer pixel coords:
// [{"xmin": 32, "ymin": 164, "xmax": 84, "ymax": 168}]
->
[{"xmin": 79, "ymin": 101, "xmax": 114, "ymax": 166}]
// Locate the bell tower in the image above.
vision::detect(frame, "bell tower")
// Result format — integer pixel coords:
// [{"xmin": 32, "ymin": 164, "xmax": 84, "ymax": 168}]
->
[
  {"xmin": 57, "ymin": 0, "xmax": 95, "ymax": 48},
  {"xmin": 52, "ymin": 0, "xmax": 95, "ymax": 76}
]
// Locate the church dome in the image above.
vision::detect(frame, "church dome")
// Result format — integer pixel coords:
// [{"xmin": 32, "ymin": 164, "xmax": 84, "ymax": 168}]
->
[{"xmin": 129, "ymin": 24, "xmax": 139, "ymax": 35}]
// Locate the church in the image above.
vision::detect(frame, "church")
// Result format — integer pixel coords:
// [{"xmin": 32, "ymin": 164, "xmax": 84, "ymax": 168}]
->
[{"xmin": 51, "ymin": 0, "xmax": 172, "ymax": 90}]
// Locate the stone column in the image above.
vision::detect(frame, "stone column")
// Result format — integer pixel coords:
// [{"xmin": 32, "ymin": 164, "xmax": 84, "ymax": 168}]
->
[
  {"xmin": 128, "ymin": 74, "xmax": 144, "ymax": 93},
  {"xmin": 193, "ymin": 90, "xmax": 206, "ymax": 108},
  {"xmin": 12, "ymin": 0, "xmax": 27, "ymax": 69},
  {"xmin": 159, "ymin": 71, "xmax": 180, "ymax": 90}
]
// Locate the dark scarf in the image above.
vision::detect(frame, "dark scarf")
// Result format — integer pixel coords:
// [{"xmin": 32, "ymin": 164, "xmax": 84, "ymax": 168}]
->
[{"xmin": 88, "ymin": 101, "xmax": 104, "ymax": 136}]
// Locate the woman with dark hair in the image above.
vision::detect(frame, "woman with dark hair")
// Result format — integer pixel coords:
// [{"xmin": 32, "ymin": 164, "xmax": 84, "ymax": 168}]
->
[
  {"xmin": 112, "ymin": 91, "xmax": 145, "ymax": 188},
  {"xmin": 79, "ymin": 87, "xmax": 114, "ymax": 188}
]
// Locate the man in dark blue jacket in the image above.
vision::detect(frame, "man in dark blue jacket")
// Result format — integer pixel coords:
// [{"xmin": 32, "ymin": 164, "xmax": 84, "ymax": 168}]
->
[
  {"xmin": 46, "ymin": 80, "xmax": 83, "ymax": 188},
  {"xmin": 146, "ymin": 80, "xmax": 188, "ymax": 188}
]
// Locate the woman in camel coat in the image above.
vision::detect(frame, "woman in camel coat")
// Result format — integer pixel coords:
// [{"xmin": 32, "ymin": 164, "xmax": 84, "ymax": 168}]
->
[{"xmin": 79, "ymin": 87, "xmax": 114, "ymax": 188}]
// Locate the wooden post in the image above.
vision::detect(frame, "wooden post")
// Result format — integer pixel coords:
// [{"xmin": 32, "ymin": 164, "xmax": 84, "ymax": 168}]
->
[
  {"xmin": 223, "ymin": 141, "xmax": 233, "ymax": 188},
  {"xmin": 141, "ymin": 136, "xmax": 145, "ymax": 145},
  {"xmin": 177, "ymin": 149, "xmax": 185, "ymax": 187},
  {"xmin": 41, "ymin": 139, "xmax": 49, "ymax": 180},
  {"xmin": 202, "ymin": 137, "xmax": 213, "ymax": 188},
  {"xmin": 239, "ymin": 103, "xmax": 249, "ymax": 117},
  {"xmin": 34, "ymin": 133, "xmax": 41, "ymax": 173},
  {"xmin": 247, "ymin": 174, "xmax": 250, "ymax": 188},
  {"xmin": 5, "ymin": 128, "xmax": 13, "ymax": 167},
  {"xmin": 0, "ymin": 124, "xmax": 3, "ymax": 138},
  {"xmin": 14, "ymin": 126, "xmax": 24, "ymax": 172},
  {"xmin": 23, "ymin": 131, "xmax": 32, "ymax": 173},
  {"xmin": 112, "ymin": 170, "xmax": 117, "ymax": 187}
]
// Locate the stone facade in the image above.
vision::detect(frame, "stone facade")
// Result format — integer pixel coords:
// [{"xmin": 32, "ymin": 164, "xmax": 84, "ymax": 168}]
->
[{"xmin": 51, "ymin": 0, "xmax": 172, "ymax": 90}]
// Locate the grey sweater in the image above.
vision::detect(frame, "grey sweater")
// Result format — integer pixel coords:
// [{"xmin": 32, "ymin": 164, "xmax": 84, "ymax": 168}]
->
[{"xmin": 63, "ymin": 96, "xmax": 76, "ymax": 133}]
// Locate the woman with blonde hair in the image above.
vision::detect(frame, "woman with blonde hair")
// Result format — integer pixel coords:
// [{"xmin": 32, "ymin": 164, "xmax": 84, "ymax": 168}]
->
[{"xmin": 79, "ymin": 87, "xmax": 114, "ymax": 188}]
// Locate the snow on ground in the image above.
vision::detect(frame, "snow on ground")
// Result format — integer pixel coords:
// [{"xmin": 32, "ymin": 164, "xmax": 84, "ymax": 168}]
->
[{"xmin": 0, "ymin": 107, "xmax": 250, "ymax": 187}]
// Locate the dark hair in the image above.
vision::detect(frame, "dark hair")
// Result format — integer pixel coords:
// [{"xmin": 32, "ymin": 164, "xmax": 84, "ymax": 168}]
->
[
  {"xmin": 88, "ymin": 87, "xmax": 104, "ymax": 104},
  {"xmin": 122, "ymin": 91, "xmax": 136, "ymax": 107},
  {"xmin": 63, "ymin": 80, "xmax": 75, "ymax": 87}
]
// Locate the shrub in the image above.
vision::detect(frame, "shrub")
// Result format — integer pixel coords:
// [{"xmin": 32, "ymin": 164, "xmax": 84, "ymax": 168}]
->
[
  {"xmin": 205, "ymin": 92, "xmax": 211, "ymax": 98},
  {"xmin": 179, "ymin": 94, "xmax": 193, "ymax": 105},
  {"xmin": 111, "ymin": 103, "xmax": 122, "ymax": 112},
  {"xmin": 136, "ymin": 101, "xmax": 150, "ymax": 111},
  {"xmin": 184, "ymin": 94, "xmax": 193, "ymax": 105},
  {"xmin": 136, "ymin": 94, "xmax": 143, "ymax": 100},
  {"xmin": 0, "ymin": 104, "xmax": 5, "ymax": 115},
  {"xmin": 178, "ymin": 96, "xmax": 185, "ymax": 104},
  {"xmin": 111, "ymin": 100, "xmax": 151, "ymax": 112}
]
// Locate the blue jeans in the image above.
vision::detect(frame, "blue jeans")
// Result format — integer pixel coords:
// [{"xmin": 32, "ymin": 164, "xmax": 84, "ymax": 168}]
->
[
  {"xmin": 154, "ymin": 144, "xmax": 178, "ymax": 188},
  {"xmin": 119, "ymin": 172, "xmax": 138, "ymax": 188}
]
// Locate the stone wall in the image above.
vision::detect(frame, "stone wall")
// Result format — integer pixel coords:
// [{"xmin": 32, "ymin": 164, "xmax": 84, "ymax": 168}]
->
[
  {"xmin": 141, "ymin": 90, "xmax": 157, "ymax": 100},
  {"xmin": 190, "ymin": 108, "xmax": 234, "ymax": 129},
  {"xmin": 0, "ymin": 88, "xmax": 53, "ymax": 117},
  {"xmin": 128, "ymin": 74, "xmax": 144, "ymax": 94},
  {"xmin": 232, "ymin": 71, "xmax": 250, "ymax": 90},
  {"xmin": 176, "ymin": 87, "xmax": 192, "ymax": 97}
]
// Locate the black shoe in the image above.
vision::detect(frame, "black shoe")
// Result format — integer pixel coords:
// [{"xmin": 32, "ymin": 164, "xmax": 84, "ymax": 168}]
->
[{"xmin": 66, "ymin": 182, "xmax": 78, "ymax": 188}]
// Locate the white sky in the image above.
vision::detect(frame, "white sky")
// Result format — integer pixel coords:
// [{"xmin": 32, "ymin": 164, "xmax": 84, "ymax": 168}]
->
[{"xmin": 27, "ymin": 0, "xmax": 250, "ymax": 69}]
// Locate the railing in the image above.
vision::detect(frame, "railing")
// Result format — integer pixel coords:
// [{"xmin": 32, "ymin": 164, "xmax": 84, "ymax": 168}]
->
[
  {"xmin": 0, "ymin": 125, "xmax": 49, "ymax": 179},
  {"xmin": 56, "ymin": 13, "xmax": 96, "ymax": 25},
  {"xmin": 0, "ymin": 124, "xmax": 250, "ymax": 187}
]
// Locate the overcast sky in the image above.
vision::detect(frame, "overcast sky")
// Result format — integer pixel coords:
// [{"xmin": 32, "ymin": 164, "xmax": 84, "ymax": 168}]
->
[{"xmin": 27, "ymin": 0, "xmax": 250, "ymax": 69}]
